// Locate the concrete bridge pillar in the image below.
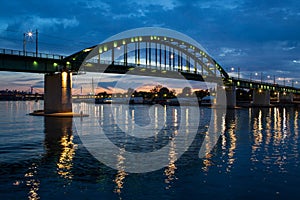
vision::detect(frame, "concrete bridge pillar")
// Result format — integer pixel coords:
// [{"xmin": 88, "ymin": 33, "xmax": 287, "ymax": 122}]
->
[
  {"xmin": 214, "ymin": 85, "xmax": 229, "ymax": 108},
  {"xmin": 279, "ymin": 92, "xmax": 293, "ymax": 103},
  {"xmin": 252, "ymin": 89, "xmax": 270, "ymax": 107},
  {"xmin": 44, "ymin": 72, "xmax": 72, "ymax": 114},
  {"xmin": 225, "ymin": 86, "xmax": 236, "ymax": 108}
]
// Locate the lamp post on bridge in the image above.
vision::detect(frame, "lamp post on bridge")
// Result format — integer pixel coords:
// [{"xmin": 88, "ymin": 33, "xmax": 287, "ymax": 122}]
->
[
  {"xmin": 278, "ymin": 77, "xmax": 286, "ymax": 86},
  {"xmin": 266, "ymin": 75, "xmax": 274, "ymax": 84},
  {"xmin": 230, "ymin": 67, "xmax": 240, "ymax": 79},
  {"xmin": 23, "ymin": 29, "xmax": 38, "ymax": 56},
  {"xmin": 254, "ymin": 72, "xmax": 258, "ymax": 81}
]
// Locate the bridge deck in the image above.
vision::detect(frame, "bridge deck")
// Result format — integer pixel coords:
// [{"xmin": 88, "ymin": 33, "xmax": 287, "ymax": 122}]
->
[{"xmin": 0, "ymin": 48, "xmax": 65, "ymax": 73}]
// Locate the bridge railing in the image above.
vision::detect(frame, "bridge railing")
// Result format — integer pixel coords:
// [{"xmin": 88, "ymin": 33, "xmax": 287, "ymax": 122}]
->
[
  {"xmin": 231, "ymin": 77, "xmax": 276, "ymax": 85},
  {"xmin": 231, "ymin": 77, "xmax": 300, "ymax": 91},
  {"xmin": 0, "ymin": 48, "xmax": 65, "ymax": 60}
]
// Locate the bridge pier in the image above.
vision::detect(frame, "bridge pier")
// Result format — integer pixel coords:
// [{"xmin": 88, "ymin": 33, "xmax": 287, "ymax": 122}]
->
[
  {"xmin": 279, "ymin": 92, "xmax": 293, "ymax": 103},
  {"xmin": 44, "ymin": 72, "xmax": 72, "ymax": 114},
  {"xmin": 225, "ymin": 86, "xmax": 236, "ymax": 108},
  {"xmin": 214, "ymin": 86, "xmax": 228, "ymax": 108},
  {"xmin": 252, "ymin": 89, "xmax": 270, "ymax": 107}
]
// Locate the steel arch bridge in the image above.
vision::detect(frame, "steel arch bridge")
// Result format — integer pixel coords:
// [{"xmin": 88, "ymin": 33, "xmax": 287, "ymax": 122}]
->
[{"xmin": 64, "ymin": 34, "xmax": 229, "ymax": 83}]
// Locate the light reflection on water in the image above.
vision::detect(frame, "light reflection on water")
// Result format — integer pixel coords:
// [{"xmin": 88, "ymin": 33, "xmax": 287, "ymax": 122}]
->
[
  {"xmin": 1, "ymin": 101, "xmax": 300, "ymax": 199},
  {"xmin": 249, "ymin": 107, "xmax": 300, "ymax": 174}
]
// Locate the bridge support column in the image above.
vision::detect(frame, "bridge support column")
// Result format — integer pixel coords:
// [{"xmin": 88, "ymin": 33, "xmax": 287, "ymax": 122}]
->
[
  {"xmin": 279, "ymin": 92, "xmax": 293, "ymax": 103},
  {"xmin": 215, "ymin": 86, "xmax": 227, "ymax": 108},
  {"xmin": 252, "ymin": 89, "xmax": 270, "ymax": 107},
  {"xmin": 44, "ymin": 72, "xmax": 72, "ymax": 114},
  {"xmin": 225, "ymin": 86, "xmax": 236, "ymax": 108}
]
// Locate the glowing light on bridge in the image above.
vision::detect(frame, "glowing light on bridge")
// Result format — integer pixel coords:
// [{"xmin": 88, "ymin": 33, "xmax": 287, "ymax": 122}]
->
[{"xmin": 33, "ymin": 61, "xmax": 38, "ymax": 67}]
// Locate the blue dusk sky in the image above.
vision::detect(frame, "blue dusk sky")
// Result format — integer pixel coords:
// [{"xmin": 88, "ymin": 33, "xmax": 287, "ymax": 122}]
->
[{"xmin": 0, "ymin": 0, "xmax": 300, "ymax": 91}]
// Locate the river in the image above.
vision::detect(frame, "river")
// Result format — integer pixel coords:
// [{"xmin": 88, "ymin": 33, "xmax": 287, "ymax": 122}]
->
[{"xmin": 0, "ymin": 101, "xmax": 300, "ymax": 199}]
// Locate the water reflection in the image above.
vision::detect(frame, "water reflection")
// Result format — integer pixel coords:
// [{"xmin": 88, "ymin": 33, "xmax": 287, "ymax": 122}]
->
[
  {"xmin": 164, "ymin": 128, "xmax": 178, "ymax": 190},
  {"xmin": 25, "ymin": 163, "xmax": 40, "ymax": 200},
  {"xmin": 250, "ymin": 107, "xmax": 300, "ymax": 173},
  {"xmin": 44, "ymin": 117, "xmax": 76, "ymax": 182},
  {"xmin": 201, "ymin": 108, "xmax": 228, "ymax": 172},
  {"xmin": 15, "ymin": 116, "xmax": 75, "ymax": 200},
  {"xmin": 223, "ymin": 110, "xmax": 237, "ymax": 172},
  {"xmin": 113, "ymin": 148, "xmax": 127, "ymax": 196}
]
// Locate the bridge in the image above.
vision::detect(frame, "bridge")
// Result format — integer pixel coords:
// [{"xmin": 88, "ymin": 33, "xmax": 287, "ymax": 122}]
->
[{"xmin": 1, "ymin": 30, "xmax": 299, "ymax": 114}]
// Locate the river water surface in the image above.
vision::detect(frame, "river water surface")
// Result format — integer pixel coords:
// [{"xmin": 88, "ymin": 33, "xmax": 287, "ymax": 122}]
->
[{"xmin": 0, "ymin": 101, "xmax": 300, "ymax": 199}]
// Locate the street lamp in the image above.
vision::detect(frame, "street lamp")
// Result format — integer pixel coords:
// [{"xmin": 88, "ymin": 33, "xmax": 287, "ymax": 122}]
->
[
  {"xmin": 231, "ymin": 67, "xmax": 240, "ymax": 79},
  {"xmin": 23, "ymin": 29, "xmax": 38, "ymax": 56},
  {"xmin": 253, "ymin": 72, "xmax": 263, "ymax": 83},
  {"xmin": 266, "ymin": 75, "xmax": 271, "ymax": 83},
  {"xmin": 254, "ymin": 72, "xmax": 259, "ymax": 82}
]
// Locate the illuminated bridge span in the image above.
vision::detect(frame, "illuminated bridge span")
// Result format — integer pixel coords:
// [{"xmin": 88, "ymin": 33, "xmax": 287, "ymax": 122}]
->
[
  {"xmin": 64, "ymin": 35, "xmax": 229, "ymax": 83},
  {"xmin": 0, "ymin": 29, "xmax": 300, "ymax": 114}
]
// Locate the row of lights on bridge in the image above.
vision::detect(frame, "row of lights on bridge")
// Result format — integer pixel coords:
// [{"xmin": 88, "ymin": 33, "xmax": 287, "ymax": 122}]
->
[{"xmin": 229, "ymin": 67, "xmax": 298, "ymax": 87}]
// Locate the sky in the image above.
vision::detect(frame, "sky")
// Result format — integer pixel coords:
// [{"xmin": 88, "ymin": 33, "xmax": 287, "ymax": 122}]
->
[{"xmin": 0, "ymin": 0, "xmax": 300, "ymax": 92}]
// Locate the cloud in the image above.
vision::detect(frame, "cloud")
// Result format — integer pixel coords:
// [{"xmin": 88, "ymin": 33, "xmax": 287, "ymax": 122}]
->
[
  {"xmin": 0, "ymin": 72, "xmax": 44, "ymax": 90},
  {"xmin": 110, "ymin": 9, "xmax": 148, "ymax": 20},
  {"xmin": 83, "ymin": 1, "xmax": 111, "ymax": 10},
  {"xmin": 97, "ymin": 81, "xmax": 118, "ymax": 90},
  {"xmin": 219, "ymin": 47, "xmax": 245, "ymax": 57},
  {"xmin": 26, "ymin": 16, "xmax": 79, "ymax": 29},
  {"xmin": 0, "ymin": 20, "xmax": 8, "ymax": 33},
  {"xmin": 193, "ymin": 0, "xmax": 240, "ymax": 10},
  {"xmin": 128, "ymin": 0, "xmax": 180, "ymax": 11},
  {"xmin": 293, "ymin": 60, "xmax": 300, "ymax": 64},
  {"xmin": 283, "ymin": 46, "xmax": 296, "ymax": 51}
]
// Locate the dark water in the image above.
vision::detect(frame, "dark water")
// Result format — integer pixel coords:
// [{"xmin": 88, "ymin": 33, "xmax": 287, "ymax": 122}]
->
[{"xmin": 0, "ymin": 101, "xmax": 300, "ymax": 199}]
